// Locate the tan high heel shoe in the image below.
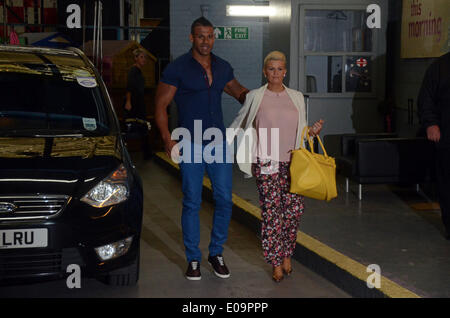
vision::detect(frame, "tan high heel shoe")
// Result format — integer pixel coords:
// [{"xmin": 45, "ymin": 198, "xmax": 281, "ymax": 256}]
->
[
  {"xmin": 272, "ymin": 265, "xmax": 284, "ymax": 283},
  {"xmin": 282, "ymin": 258, "xmax": 292, "ymax": 276}
]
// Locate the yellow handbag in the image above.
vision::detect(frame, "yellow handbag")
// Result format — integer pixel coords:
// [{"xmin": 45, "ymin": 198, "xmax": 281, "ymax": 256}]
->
[{"xmin": 289, "ymin": 126, "xmax": 337, "ymax": 201}]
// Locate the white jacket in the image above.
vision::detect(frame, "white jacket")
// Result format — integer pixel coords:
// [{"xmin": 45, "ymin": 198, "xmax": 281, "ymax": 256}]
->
[{"xmin": 227, "ymin": 83, "xmax": 307, "ymax": 176}]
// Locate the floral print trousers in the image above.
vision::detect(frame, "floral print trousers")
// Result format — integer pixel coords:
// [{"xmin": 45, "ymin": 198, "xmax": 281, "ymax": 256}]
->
[{"xmin": 253, "ymin": 159, "xmax": 305, "ymax": 267}]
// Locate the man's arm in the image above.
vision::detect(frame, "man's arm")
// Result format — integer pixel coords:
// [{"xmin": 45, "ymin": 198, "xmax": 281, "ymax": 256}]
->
[
  {"xmin": 224, "ymin": 78, "xmax": 249, "ymax": 104},
  {"xmin": 125, "ymin": 69, "xmax": 136, "ymax": 111},
  {"xmin": 155, "ymin": 81, "xmax": 178, "ymax": 156},
  {"xmin": 125, "ymin": 92, "xmax": 132, "ymax": 111},
  {"xmin": 418, "ymin": 61, "xmax": 440, "ymax": 142}
]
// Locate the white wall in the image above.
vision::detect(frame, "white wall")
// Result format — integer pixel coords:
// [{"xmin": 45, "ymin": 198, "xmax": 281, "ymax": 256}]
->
[{"xmin": 169, "ymin": 0, "xmax": 268, "ymax": 127}]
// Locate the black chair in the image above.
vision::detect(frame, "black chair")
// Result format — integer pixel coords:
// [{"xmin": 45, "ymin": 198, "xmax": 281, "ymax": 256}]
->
[{"xmin": 336, "ymin": 134, "xmax": 434, "ymax": 200}]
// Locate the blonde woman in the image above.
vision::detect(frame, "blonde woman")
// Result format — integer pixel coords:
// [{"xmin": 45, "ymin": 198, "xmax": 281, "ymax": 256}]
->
[
  {"xmin": 124, "ymin": 48, "xmax": 152, "ymax": 160},
  {"xmin": 229, "ymin": 51, "xmax": 324, "ymax": 282}
]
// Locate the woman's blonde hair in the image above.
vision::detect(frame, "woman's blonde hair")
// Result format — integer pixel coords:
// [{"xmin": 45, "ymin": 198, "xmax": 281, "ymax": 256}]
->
[
  {"xmin": 263, "ymin": 51, "xmax": 287, "ymax": 68},
  {"xmin": 133, "ymin": 48, "xmax": 147, "ymax": 59}
]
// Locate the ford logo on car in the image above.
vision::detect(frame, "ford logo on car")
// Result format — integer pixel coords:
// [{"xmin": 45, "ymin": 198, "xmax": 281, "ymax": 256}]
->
[{"xmin": 0, "ymin": 202, "xmax": 17, "ymax": 213}]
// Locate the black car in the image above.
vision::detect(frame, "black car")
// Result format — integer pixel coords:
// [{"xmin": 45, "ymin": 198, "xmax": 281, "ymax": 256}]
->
[{"xmin": 0, "ymin": 45, "xmax": 143, "ymax": 286}]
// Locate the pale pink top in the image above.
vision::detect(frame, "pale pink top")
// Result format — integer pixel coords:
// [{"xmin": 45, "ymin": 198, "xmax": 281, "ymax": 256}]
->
[{"xmin": 255, "ymin": 89, "xmax": 299, "ymax": 162}]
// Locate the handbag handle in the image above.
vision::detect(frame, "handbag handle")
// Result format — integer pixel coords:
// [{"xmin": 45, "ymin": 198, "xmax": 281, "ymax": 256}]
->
[{"xmin": 300, "ymin": 126, "xmax": 329, "ymax": 158}]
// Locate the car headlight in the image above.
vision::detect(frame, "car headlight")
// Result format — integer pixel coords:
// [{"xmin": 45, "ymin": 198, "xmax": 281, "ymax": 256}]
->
[
  {"xmin": 95, "ymin": 236, "xmax": 133, "ymax": 261},
  {"xmin": 81, "ymin": 164, "xmax": 129, "ymax": 208}
]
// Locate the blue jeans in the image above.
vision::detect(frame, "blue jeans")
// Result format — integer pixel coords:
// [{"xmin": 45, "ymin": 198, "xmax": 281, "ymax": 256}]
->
[{"xmin": 178, "ymin": 142, "xmax": 233, "ymax": 263}]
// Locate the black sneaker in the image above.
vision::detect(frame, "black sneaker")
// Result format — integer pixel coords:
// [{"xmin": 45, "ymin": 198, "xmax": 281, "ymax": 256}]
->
[
  {"xmin": 208, "ymin": 254, "xmax": 230, "ymax": 278},
  {"xmin": 185, "ymin": 261, "xmax": 201, "ymax": 281}
]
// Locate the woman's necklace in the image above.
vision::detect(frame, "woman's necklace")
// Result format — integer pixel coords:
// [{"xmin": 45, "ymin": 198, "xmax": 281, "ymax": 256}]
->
[{"xmin": 267, "ymin": 86, "xmax": 285, "ymax": 97}]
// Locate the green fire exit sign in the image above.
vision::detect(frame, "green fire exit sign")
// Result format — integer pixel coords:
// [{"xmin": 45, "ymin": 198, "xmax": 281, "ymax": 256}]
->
[{"xmin": 214, "ymin": 27, "xmax": 249, "ymax": 40}]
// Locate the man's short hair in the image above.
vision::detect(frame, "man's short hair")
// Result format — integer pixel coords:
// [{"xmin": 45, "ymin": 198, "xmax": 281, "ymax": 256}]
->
[{"xmin": 191, "ymin": 17, "xmax": 214, "ymax": 35}]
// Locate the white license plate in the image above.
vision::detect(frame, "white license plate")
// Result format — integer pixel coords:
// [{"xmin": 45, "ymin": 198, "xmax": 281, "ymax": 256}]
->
[{"xmin": 0, "ymin": 229, "xmax": 48, "ymax": 249}]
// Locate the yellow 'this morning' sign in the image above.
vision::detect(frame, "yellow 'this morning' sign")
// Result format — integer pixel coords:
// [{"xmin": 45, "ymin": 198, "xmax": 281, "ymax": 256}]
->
[{"xmin": 401, "ymin": 0, "xmax": 450, "ymax": 58}]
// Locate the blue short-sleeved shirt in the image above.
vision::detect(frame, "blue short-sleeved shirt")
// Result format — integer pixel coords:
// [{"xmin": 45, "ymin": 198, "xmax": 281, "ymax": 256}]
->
[{"xmin": 161, "ymin": 50, "xmax": 234, "ymax": 141}]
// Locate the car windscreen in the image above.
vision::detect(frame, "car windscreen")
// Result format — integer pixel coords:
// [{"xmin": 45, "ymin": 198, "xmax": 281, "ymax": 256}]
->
[{"xmin": 0, "ymin": 72, "xmax": 110, "ymax": 136}]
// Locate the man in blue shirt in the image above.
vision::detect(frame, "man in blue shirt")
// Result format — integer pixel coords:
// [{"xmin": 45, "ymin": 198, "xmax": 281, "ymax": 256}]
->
[{"xmin": 155, "ymin": 17, "xmax": 249, "ymax": 280}]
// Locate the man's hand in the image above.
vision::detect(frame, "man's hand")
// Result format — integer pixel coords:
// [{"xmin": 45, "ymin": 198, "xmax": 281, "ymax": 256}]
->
[
  {"xmin": 427, "ymin": 125, "xmax": 441, "ymax": 142},
  {"xmin": 224, "ymin": 78, "xmax": 249, "ymax": 104},
  {"xmin": 164, "ymin": 139, "xmax": 180, "ymax": 161},
  {"xmin": 125, "ymin": 100, "xmax": 132, "ymax": 111}
]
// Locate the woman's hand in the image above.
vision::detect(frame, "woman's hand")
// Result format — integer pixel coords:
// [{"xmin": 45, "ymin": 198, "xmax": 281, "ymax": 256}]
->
[{"xmin": 309, "ymin": 119, "xmax": 324, "ymax": 137}]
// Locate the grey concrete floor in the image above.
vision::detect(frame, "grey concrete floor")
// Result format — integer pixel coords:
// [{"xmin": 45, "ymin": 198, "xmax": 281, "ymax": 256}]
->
[
  {"xmin": 0, "ymin": 158, "xmax": 349, "ymax": 298},
  {"xmin": 232, "ymin": 165, "xmax": 450, "ymax": 298}
]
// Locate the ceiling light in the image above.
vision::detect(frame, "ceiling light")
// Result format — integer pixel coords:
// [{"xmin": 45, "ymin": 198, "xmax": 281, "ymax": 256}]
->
[{"xmin": 226, "ymin": 5, "xmax": 276, "ymax": 17}]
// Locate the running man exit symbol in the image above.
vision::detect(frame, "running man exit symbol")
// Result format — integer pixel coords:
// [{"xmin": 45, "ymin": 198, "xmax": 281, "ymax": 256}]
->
[
  {"xmin": 214, "ymin": 27, "xmax": 249, "ymax": 40},
  {"xmin": 224, "ymin": 27, "xmax": 232, "ymax": 39}
]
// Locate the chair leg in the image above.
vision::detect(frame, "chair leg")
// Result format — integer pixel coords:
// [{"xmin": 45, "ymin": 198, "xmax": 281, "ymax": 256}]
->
[
  {"xmin": 358, "ymin": 184, "xmax": 362, "ymax": 201},
  {"xmin": 346, "ymin": 178, "xmax": 349, "ymax": 193}
]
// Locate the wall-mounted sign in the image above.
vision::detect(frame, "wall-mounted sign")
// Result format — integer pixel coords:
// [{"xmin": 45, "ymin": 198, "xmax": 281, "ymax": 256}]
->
[
  {"xmin": 346, "ymin": 56, "xmax": 371, "ymax": 92},
  {"xmin": 401, "ymin": 0, "xmax": 450, "ymax": 58},
  {"xmin": 214, "ymin": 27, "xmax": 249, "ymax": 40},
  {"xmin": 356, "ymin": 58, "xmax": 368, "ymax": 67}
]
